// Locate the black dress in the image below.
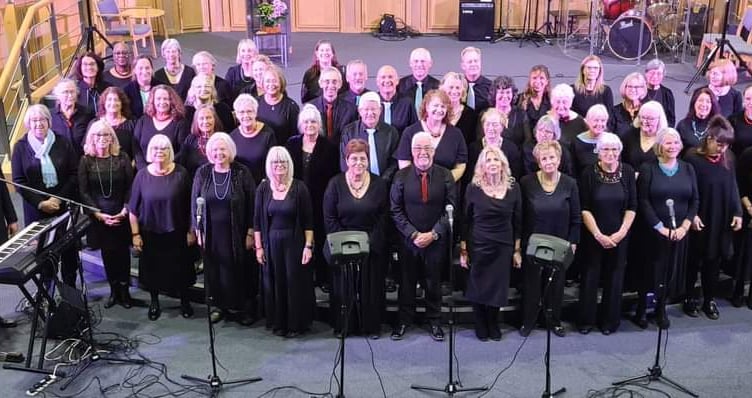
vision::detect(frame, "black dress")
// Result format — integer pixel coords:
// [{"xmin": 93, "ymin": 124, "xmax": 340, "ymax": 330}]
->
[
  {"xmin": 78, "ymin": 154, "xmax": 134, "ymax": 285},
  {"xmin": 128, "ymin": 164, "xmax": 195, "ymax": 293},
  {"xmin": 622, "ymin": 128, "xmax": 657, "ymax": 171},
  {"xmin": 571, "ymin": 85, "xmax": 614, "ymax": 119},
  {"xmin": 463, "ymin": 183, "xmax": 522, "ymax": 307},
  {"xmin": 645, "ymin": 85, "xmax": 676, "ymax": 126},
  {"xmin": 684, "ymin": 152, "xmax": 742, "ymax": 302},
  {"xmin": 192, "ymin": 162, "xmax": 256, "ymax": 313},
  {"xmin": 323, "ymin": 173, "xmax": 389, "ymax": 335},
  {"xmin": 578, "ymin": 163, "xmax": 637, "ymax": 332},
  {"xmin": 154, "ymin": 65, "xmax": 197, "ymax": 100},
  {"xmin": 559, "ymin": 114, "xmax": 590, "ymax": 148},
  {"xmin": 572, "ymin": 133, "xmax": 599, "ymax": 177},
  {"xmin": 676, "ymin": 117, "xmax": 711, "ymax": 157},
  {"xmin": 466, "ymin": 139, "xmax": 523, "ymax": 182},
  {"xmin": 397, "ymin": 123, "xmax": 469, "ymax": 172},
  {"xmin": 133, "ymin": 116, "xmax": 190, "ymax": 169},
  {"xmin": 733, "ymin": 148, "xmax": 752, "ymax": 298},
  {"xmin": 728, "ymin": 112, "xmax": 752, "ymax": 157},
  {"xmin": 257, "ymin": 96, "xmax": 300, "ymax": 145},
  {"xmin": 454, "ymin": 106, "xmax": 478, "ymax": 146},
  {"xmin": 224, "ymin": 64, "xmax": 256, "ymax": 99},
  {"xmin": 254, "ymin": 179, "xmax": 315, "ymax": 334},
  {"xmin": 519, "ymin": 173, "xmax": 581, "ymax": 330},
  {"xmin": 502, "ymin": 107, "xmax": 529, "ymax": 147},
  {"xmin": 520, "ymin": 95, "xmax": 551, "ymax": 130},
  {"xmin": 637, "ymin": 160, "xmax": 699, "ymax": 304},
  {"xmin": 714, "ymin": 87, "xmax": 743, "ymax": 117},
  {"xmin": 609, "ymin": 103, "xmax": 637, "ymax": 139},
  {"xmin": 230, "ymin": 126, "xmax": 277, "ymax": 184}
]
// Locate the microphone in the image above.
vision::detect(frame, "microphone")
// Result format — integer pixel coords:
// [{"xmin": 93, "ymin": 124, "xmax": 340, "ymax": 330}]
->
[
  {"xmin": 196, "ymin": 197, "xmax": 205, "ymax": 227},
  {"xmin": 666, "ymin": 198, "xmax": 676, "ymax": 229},
  {"xmin": 446, "ymin": 204, "xmax": 454, "ymax": 228}
]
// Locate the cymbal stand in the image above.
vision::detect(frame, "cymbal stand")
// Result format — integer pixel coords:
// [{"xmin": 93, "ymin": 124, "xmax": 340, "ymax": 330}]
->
[{"xmin": 519, "ymin": 0, "xmax": 547, "ymax": 47}]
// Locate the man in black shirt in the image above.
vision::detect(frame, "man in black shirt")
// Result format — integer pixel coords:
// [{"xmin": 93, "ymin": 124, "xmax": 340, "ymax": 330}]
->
[
  {"xmin": 339, "ymin": 59, "xmax": 371, "ymax": 106},
  {"xmin": 376, "ymin": 65, "xmax": 418, "ymax": 135},
  {"xmin": 396, "ymin": 48, "xmax": 440, "ymax": 113},
  {"xmin": 308, "ymin": 67, "xmax": 358, "ymax": 146},
  {"xmin": 460, "ymin": 46, "xmax": 492, "ymax": 113},
  {"xmin": 390, "ymin": 132, "xmax": 456, "ymax": 341}
]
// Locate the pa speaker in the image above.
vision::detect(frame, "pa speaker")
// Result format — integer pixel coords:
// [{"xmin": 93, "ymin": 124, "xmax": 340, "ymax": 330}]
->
[{"xmin": 459, "ymin": 0, "xmax": 495, "ymax": 41}]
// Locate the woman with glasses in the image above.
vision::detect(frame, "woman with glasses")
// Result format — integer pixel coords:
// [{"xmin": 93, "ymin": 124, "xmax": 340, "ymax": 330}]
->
[
  {"xmin": 522, "ymin": 115, "xmax": 573, "ymax": 176},
  {"xmin": 50, "ymin": 78, "xmax": 95, "ymax": 158},
  {"xmin": 622, "ymin": 101, "xmax": 668, "ymax": 172},
  {"xmin": 572, "ymin": 55, "xmax": 613, "ymax": 120},
  {"xmin": 79, "ymin": 121, "xmax": 134, "ymax": 308},
  {"xmin": 72, "ymin": 52, "xmax": 109, "ymax": 112},
  {"xmin": 610, "ymin": 73, "xmax": 647, "ymax": 138},
  {"xmin": 254, "ymin": 147, "xmax": 315, "ymax": 337},
  {"xmin": 230, "ymin": 94, "xmax": 276, "ymax": 184}
]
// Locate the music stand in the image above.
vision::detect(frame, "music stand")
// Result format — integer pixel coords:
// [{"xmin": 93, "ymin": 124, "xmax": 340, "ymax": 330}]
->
[
  {"xmin": 525, "ymin": 233, "xmax": 573, "ymax": 398},
  {"xmin": 327, "ymin": 231, "xmax": 369, "ymax": 398}
]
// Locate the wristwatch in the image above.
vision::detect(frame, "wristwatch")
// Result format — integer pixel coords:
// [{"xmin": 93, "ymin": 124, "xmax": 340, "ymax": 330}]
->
[{"xmin": 431, "ymin": 231, "xmax": 439, "ymax": 241}]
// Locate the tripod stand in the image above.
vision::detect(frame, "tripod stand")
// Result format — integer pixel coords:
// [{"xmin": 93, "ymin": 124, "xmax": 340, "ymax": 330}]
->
[
  {"xmin": 58, "ymin": 205, "xmax": 145, "ymax": 390},
  {"xmin": 518, "ymin": 0, "xmax": 548, "ymax": 47},
  {"xmin": 181, "ymin": 200, "xmax": 262, "ymax": 397},
  {"xmin": 534, "ymin": 0, "xmax": 556, "ymax": 38},
  {"xmin": 66, "ymin": 0, "xmax": 114, "ymax": 75},
  {"xmin": 411, "ymin": 206, "xmax": 488, "ymax": 396},
  {"xmin": 685, "ymin": 0, "xmax": 750, "ymax": 93},
  {"xmin": 612, "ymin": 212, "xmax": 697, "ymax": 397}
]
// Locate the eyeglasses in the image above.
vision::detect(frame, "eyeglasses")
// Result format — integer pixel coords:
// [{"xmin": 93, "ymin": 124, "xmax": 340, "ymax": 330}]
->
[
  {"xmin": 271, "ymin": 160, "xmax": 288, "ymax": 165},
  {"xmin": 151, "ymin": 146, "xmax": 170, "ymax": 152},
  {"xmin": 641, "ymin": 116, "xmax": 659, "ymax": 122},
  {"xmin": 626, "ymin": 85, "xmax": 644, "ymax": 90}
]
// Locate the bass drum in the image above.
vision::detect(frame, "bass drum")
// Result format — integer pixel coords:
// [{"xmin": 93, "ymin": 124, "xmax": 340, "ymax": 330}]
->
[{"xmin": 607, "ymin": 15, "xmax": 653, "ymax": 60}]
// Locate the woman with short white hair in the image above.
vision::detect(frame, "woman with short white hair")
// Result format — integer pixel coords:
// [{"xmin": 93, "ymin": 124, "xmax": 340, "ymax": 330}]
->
[
  {"xmin": 573, "ymin": 104, "xmax": 609, "ymax": 175},
  {"xmin": 230, "ymin": 93, "xmax": 277, "ymax": 183},
  {"xmin": 154, "ymin": 38, "xmax": 196, "ymax": 100},
  {"xmin": 192, "ymin": 51, "xmax": 234, "ymax": 106},
  {"xmin": 549, "ymin": 83, "xmax": 589, "ymax": 146}
]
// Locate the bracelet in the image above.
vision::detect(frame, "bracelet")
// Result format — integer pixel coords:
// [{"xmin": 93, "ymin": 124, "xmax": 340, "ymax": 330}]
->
[
  {"xmin": 305, "ymin": 243, "xmax": 313, "ymax": 249},
  {"xmin": 132, "ymin": 232, "xmax": 140, "ymax": 237}
]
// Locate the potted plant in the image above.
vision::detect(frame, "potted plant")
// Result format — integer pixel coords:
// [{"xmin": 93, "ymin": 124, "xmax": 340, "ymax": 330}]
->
[{"xmin": 256, "ymin": 0, "xmax": 288, "ymax": 33}]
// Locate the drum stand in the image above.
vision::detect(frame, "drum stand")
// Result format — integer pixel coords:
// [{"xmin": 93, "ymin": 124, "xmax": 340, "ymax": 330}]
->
[{"xmin": 685, "ymin": 0, "xmax": 749, "ymax": 93}]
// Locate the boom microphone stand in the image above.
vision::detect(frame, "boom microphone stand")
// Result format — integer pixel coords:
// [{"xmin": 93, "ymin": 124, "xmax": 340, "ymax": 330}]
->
[
  {"xmin": 181, "ymin": 197, "xmax": 262, "ymax": 397},
  {"xmin": 411, "ymin": 205, "xmax": 488, "ymax": 396},
  {"xmin": 539, "ymin": 264, "xmax": 565, "ymax": 398},
  {"xmin": 685, "ymin": 0, "xmax": 750, "ymax": 93},
  {"xmin": 612, "ymin": 200, "xmax": 698, "ymax": 397}
]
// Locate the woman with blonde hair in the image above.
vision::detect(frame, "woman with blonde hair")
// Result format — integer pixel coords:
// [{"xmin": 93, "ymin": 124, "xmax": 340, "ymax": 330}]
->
[
  {"xmin": 610, "ymin": 72, "xmax": 647, "ymax": 137},
  {"xmin": 706, "ymin": 58, "xmax": 742, "ymax": 117},
  {"xmin": 225, "ymin": 39, "xmax": 258, "ymax": 97},
  {"xmin": 519, "ymin": 65, "xmax": 552, "ymax": 129},
  {"xmin": 184, "ymin": 73, "xmax": 236, "ymax": 133},
  {"xmin": 460, "ymin": 145, "xmax": 522, "ymax": 341},
  {"xmin": 79, "ymin": 120, "xmax": 134, "ymax": 308},
  {"xmin": 572, "ymin": 55, "xmax": 613, "ymax": 119},
  {"xmin": 440, "ymin": 71, "xmax": 478, "ymax": 145}
]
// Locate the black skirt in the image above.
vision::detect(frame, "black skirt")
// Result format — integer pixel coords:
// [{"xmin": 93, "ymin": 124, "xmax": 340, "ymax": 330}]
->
[{"xmin": 139, "ymin": 230, "xmax": 196, "ymax": 293}]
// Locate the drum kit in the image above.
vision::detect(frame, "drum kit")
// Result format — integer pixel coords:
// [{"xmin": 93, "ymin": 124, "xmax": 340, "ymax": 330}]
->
[{"xmin": 595, "ymin": 0, "xmax": 687, "ymax": 60}]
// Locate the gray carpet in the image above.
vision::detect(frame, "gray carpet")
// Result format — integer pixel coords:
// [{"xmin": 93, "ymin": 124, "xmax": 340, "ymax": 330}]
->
[{"xmin": 1, "ymin": 32, "xmax": 750, "ymax": 397}]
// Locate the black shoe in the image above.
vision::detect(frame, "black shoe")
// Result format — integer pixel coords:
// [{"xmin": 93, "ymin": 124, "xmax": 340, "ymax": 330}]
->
[
  {"xmin": 682, "ymin": 298, "xmax": 700, "ymax": 318},
  {"xmin": 237, "ymin": 313, "xmax": 255, "ymax": 326},
  {"xmin": 601, "ymin": 328, "xmax": 612, "ymax": 336},
  {"xmin": 391, "ymin": 324, "xmax": 408, "ymax": 340},
  {"xmin": 702, "ymin": 300, "xmax": 720, "ymax": 320},
  {"xmin": 632, "ymin": 308, "xmax": 648, "ymax": 329},
  {"xmin": 519, "ymin": 325, "xmax": 532, "ymax": 337},
  {"xmin": 181, "ymin": 300, "xmax": 194, "ymax": 318},
  {"xmin": 210, "ymin": 310, "xmax": 224, "ymax": 324},
  {"xmin": 489, "ymin": 326, "xmax": 502, "ymax": 341},
  {"xmin": 118, "ymin": 285, "xmax": 133, "ymax": 309},
  {"xmin": 552, "ymin": 325, "xmax": 566, "ymax": 337},
  {"xmin": 104, "ymin": 294, "xmax": 117, "ymax": 309},
  {"xmin": 475, "ymin": 326, "xmax": 489, "ymax": 342},
  {"xmin": 286, "ymin": 330, "xmax": 301, "ymax": 338},
  {"xmin": 578, "ymin": 325, "xmax": 592, "ymax": 335},
  {"xmin": 148, "ymin": 301, "xmax": 161, "ymax": 321},
  {"xmin": 430, "ymin": 325, "xmax": 445, "ymax": 341},
  {"xmin": 731, "ymin": 295, "xmax": 745, "ymax": 308},
  {"xmin": 273, "ymin": 329, "xmax": 287, "ymax": 337},
  {"xmin": 0, "ymin": 316, "xmax": 17, "ymax": 328},
  {"xmin": 369, "ymin": 333, "xmax": 381, "ymax": 340}
]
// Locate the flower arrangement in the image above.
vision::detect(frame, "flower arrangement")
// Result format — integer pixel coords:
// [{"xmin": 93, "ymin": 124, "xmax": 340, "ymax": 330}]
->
[{"xmin": 257, "ymin": 0, "xmax": 288, "ymax": 27}]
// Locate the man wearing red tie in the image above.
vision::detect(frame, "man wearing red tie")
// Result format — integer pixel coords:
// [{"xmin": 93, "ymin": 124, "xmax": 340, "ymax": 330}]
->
[
  {"xmin": 308, "ymin": 67, "xmax": 358, "ymax": 146},
  {"xmin": 390, "ymin": 132, "xmax": 455, "ymax": 341}
]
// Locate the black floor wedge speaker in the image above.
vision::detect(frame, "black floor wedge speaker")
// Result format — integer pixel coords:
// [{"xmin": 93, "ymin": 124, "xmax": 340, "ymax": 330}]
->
[{"xmin": 459, "ymin": 0, "xmax": 495, "ymax": 41}]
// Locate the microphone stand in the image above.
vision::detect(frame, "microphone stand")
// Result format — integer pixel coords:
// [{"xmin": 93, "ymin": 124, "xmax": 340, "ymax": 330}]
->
[
  {"xmin": 181, "ymin": 198, "xmax": 262, "ymax": 397},
  {"xmin": 411, "ymin": 208, "xmax": 488, "ymax": 396},
  {"xmin": 612, "ymin": 210, "xmax": 697, "ymax": 397},
  {"xmin": 539, "ymin": 262, "xmax": 565, "ymax": 398}
]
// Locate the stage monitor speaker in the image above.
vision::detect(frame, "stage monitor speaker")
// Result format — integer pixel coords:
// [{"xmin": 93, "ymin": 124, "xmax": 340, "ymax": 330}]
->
[{"xmin": 459, "ymin": 0, "xmax": 495, "ymax": 41}]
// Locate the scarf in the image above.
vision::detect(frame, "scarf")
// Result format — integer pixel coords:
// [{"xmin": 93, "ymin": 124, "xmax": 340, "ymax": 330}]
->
[{"xmin": 28, "ymin": 130, "xmax": 59, "ymax": 188}]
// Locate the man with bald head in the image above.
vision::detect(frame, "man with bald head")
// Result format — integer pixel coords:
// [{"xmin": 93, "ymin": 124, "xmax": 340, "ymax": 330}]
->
[
  {"xmin": 396, "ymin": 48, "xmax": 440, "ymax": 113},
  {"xmin": 376, "ymin": 65, "xmax": 417, "ymax": 134},
  {"xmin": 340, "ymin": 59, "xmax": 371, "ymax": 106},
  {"xmin": 308, "ymin": 66, "xmax": 358, "ymax": 145},
  {"xmin": 460, "ymin": 46, "xmax": 492, "ymax": 112},
  {"xmin": 390, "ymin": 132, "xmax": 455, "ymax": 342}
]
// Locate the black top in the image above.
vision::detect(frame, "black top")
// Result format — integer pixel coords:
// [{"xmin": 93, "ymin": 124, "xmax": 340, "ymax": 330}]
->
[
  {"xmin": 300, "ymin": 65, "xmax": 348, "ymax": 104},
  {"xmin": 76, "ymin": 79, "xmax": 110, "ymax": 113},
  {"xmin": 728, "ymin": 112, "xmax": 752, "ymax": 158},
  {"xmin": 559, "ymin": 114, "xmax": 590, "ymax": 148},
  {"xmin": 454, "ymin": 105, "xmax": 478, "ymax": 146},
  {"xmin": 571, "ymin": 85, "xmax": 614, "ymax": 119},
  {"xmin": 502, "ymin": 107, "xmax": 529, "ymax": 147},
  {"xmin": 609, "ymin": 103, "xmax": 637, "ymax": 138},
  {"xmin": 462, "ymin": 182, "xmax": 522, "ymax": 246},
  {"xmin": 396, "ymin": 75, "xmax": 440, "ymax": 106},
  {"xmin": 128, "ymin": 164, "xmax": 192, "ymax": 233},
  {"xmin": 103, "ymin": 69, "xmax": 132, "ymax": 88},
  {"xmin": 676, "ymin": 116, "xmax": 710, "ymax": 156},
  {"xmin": 230, "ymin": 126, "xmax": 277, "ymax": 184},
  {"xmin": 286, "ymin": 135, "xmax": 340, "ymax": 228},
  {"xmin": 50, "ymin": 104, "xmax": 95, "ymax": 158},
  {"xmin": 307, "ymin": 96, "xmax": 359, "ymax": 145},
  {"xmin": 737, "ymin": 147, "xmax": 752, "ymax": 199},
  {"xmin": 466, "ymin": 75, "xmax": 492, "ymax": 112},
  {"xmin": 257, "ymin": 96, "xmax": 300, "ymax": 145},
  {"xmin": 572, "ymin": 133, "xmax": 599, "ymax": 176},
  {"xmin": 379, "ymin": 94, "xmax": 418, "ymax": 134},
  {"xmin": 520, "ymin": 172, "xmax": 581, "ymax": 243},
  {"xmin": 390, "ymin": 165, "xmax": 456, "ymax": 239},
  {"xmin": 212, "ymin": 76, "xmax": 235, "ymax": 107},
  {"xmin": 645, "ymin": 85, "xmax": 676, "ymax": 126},
  {"xmin": 714, "ymin": 87, "xmax": 743, "ymax": 118},
  {"xmin": 133, "ymin": 116, "xmax": 190, "ymax": 169},
  {"xmin": 684, "ymin": 152, "xmax": 742, "ymax": 259},
  {"xmin": 78, "ymin": 153, "xmax": 134, "ymax": 215},
  {"xmin": 184, "ymin": 102, "xmax": 237, "ymax": 133},
  {"xmin": 637, "ymin": 160, "xmax": 699, "ymax": 229},
  {"xmin": 123, "ymin": 78, "xmax": 161, "ymax": 119},
  {"xmin": 224, "ymin": 64, "xmax": 256, "ymax": 99},
  {"xmin": 154, "ymin": 65, "xmax": 197, "ymax": 100},
  {"xmin": 179, "ymin": 134, "xmax": 210, "ymax": 176},
  {"xmin": 339, "ymin": 121, "xmax": 400, "ymax": 183},
  {"xmin": 621, "ymin": 128, "xmax": 657, "ymax": 171},
  {"xmin": 579, "ymin": 162, "xmax": 637, "ymax": 235},
  {"xmin": 11, "ymin": 133, "xmax": 79, "ymax": 223},
  {"xmin": 466, "ymin": 139, "xmax": 523, "ymax": 181},
  {"xmin": 397, "ymin": 123, "xmax": 469, "ymax": 171},
  {"xmin": 522, "ymin": 140, "xmax": 574, "ymax": 176},
  {"xmin": 323, "ymin": 173, "xmax": 389, "ymax": 253},
  {"xmin": 519, "ymin": 95, "xmax": 552, "ymax": 129}
]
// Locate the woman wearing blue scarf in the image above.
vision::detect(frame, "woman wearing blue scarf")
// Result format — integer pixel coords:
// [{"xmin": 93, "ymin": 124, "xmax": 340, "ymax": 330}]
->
[{"xmin": 12, "ymin": 104, "xmax": 80, "ymax": 286}]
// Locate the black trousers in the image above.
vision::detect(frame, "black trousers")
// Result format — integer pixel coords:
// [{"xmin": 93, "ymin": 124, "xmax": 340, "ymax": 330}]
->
[
  {"xmin": 578, "ymin": 236, "xmax": 628, "ymax": 331},
  {"xmin": 686, "ymin": 257, "xmax": 722, "ymax": 302},
  {"xmin": 521, "ymin": 259, "xmax": 565, "ymax": 330},
  {"xmin": 398, "ymin": 237, "xmax": 447, "ymax": 325}
]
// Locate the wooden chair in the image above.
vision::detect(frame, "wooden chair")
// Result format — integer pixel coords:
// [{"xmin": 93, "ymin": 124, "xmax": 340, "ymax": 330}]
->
[
  {"xmin": 94, "ymin": 0, "xmax": 157, "ymax": 57},
  {"xmin": 697, "ymin": 7, "xmax": 752, "ymax": 67}
]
